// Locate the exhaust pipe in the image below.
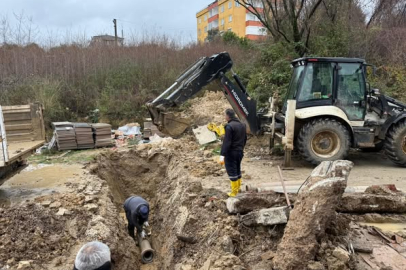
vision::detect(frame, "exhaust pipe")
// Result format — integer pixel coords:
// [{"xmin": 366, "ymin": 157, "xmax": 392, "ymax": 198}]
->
[{"xmin": 137, "ymin": 235, "xmax": 155, "ymax": 264}]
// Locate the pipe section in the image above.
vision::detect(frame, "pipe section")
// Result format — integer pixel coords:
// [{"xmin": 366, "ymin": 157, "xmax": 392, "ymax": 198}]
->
[{"xmin": 137, "ymin": 235, "xmax": 155, "ymax": 264}]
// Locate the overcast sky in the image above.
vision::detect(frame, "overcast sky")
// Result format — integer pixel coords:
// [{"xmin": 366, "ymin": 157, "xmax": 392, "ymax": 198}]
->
[{"xmin": 1, "ymin": 0, "xmax": 211, "ymax": 45}]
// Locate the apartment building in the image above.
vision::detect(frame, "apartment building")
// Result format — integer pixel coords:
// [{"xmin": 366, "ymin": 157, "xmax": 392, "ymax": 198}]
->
[{"xmin": 196, "ymin": 0, "xmax": 266, "ymax": 42}]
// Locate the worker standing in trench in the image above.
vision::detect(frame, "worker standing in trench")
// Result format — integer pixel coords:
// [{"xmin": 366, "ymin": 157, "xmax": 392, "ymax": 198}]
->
[
  {"xmin": 123, "ymin": 195, "xmax": 150, "ymax": 239},
  {"xmin": 219, "ymin": 108, "xmax": 247, "ymax": 197}
]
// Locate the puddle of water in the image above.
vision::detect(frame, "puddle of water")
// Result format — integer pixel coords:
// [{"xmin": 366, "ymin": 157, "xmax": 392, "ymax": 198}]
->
[
  {"xmin": 3, "ymin": 164, "xmax": 82, "ymax": 189},
  {"xmin": 359, "ymin": 222, "xmax": 406, "ymax": 233},
  {"xmin": 0, "ymin": 164, "xmax": 84, "ymax": 207}
]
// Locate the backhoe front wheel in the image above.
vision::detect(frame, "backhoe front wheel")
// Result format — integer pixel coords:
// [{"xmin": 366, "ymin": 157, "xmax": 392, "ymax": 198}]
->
[
  {"xmin": 384, "ymin": 120, "xmax": 406, "ymax": 167},
  {"xmin": 297, "ymin": 118, "xmax": 351, "ymax": 165}
]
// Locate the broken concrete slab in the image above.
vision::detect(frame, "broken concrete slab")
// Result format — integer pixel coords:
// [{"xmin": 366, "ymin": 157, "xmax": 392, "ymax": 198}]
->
[
  {"xmin": 192, "ymin": 125, "xmax": 217, "ymax": 145},
  {"xmin": 226, "ymin": 193, "xmax": 290, "ymax": 214},
  {"xmin": 55, "ymin": 208, "xmax": 71, "ymax": 216},
  {"xmin": 339, "ymin": 193, "xmax": 406, "ymax": 213},
  {"xmin": 49, "ymin": 201, "xmax": 61, "ymax": 208},
  {"xmin": 241, "ymin": 206, "xmax": 290, "ymax": 226},
  {"xmin": 273, "ymin": 160, "xmax": 353, "ymax": 270}
]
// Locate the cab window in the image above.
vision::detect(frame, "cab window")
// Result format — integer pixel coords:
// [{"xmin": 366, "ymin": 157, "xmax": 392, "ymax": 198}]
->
[
  {"xmin": 336, "ymin": 63, "xmax": 366, "ymax": 120},
  {"xmin": 298, "ymin": 62, "xmax": 333, "ymax": 102}
]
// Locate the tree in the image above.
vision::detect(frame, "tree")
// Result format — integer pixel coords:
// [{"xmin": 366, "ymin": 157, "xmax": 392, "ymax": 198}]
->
[
  {"xmin": 236, "ymin": 0, "xmax": 324, "ymax": 56},
  {"xmin": 205, "ymin": 29, "xmax": 220, "ymax": 42}
]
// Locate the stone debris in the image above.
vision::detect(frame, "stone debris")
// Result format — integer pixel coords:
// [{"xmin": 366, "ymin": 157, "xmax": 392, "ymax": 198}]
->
[
  {"xmin": 49, "ymin": 201, "xmax": 61, "ymax": 208},
  {"xmin": 241, "ymin": 206, "xmax": 290, "ymax": 226},
  {"xmin": 55, "ymin": 208, "xmax": 71, "ymax": 216},
  {"xmin": 16, "ymin": 261, "xmax": 32, "ymax": 269},
  {"xmin": 332, "ymin": 247, "xmax": 350, "ymax": 263},
  {"xmin": 40, "ymin": 200, "xmax": 52, "ymax": 207},
  {"xmin": 84, "ymin": 203, "xmax": 99, "ymax": 212}
]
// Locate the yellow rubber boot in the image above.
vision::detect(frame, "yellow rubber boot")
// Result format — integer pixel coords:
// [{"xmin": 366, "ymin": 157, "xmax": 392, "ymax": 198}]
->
[
  {"xmin": 228, "ymin": 180, "xmax": 239, "ymax": 197},
  {"xmin": 237, "ymin": 178, "xmax": 242, "ymax": 191}
]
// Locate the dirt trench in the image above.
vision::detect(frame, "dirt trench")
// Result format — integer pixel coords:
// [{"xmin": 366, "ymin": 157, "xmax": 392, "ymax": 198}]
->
[{"xmin": 92, "ymin": 139, "xmax": 294, "ymax": 270}]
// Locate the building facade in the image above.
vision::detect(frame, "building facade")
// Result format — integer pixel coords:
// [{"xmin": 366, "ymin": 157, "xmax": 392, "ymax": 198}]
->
[{"xmin": 196, "ymin": 0, "xmax": 266, "ymax": 42}]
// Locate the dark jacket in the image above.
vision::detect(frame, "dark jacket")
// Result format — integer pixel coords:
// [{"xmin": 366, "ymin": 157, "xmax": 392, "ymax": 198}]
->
[
  {"xmin": 123, "ymin": 196, "xmax": 149, "ymax": 232},
  {"xmin": 220, "ymin": 118, "xmax": 247, "ymax": 156}
]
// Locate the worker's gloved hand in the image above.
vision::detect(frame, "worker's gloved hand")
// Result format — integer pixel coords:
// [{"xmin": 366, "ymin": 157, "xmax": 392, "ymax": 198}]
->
[
  {"xmin": 144, "ymin": 221, "xmax": 149, "ymax": 227},
  {"xmin": 141, "ymin": 231, "xmax": 147, "ymax": 239},
  {"xmin": 219, "ymin": 156, "xmax": 225, "ymax": 166}
]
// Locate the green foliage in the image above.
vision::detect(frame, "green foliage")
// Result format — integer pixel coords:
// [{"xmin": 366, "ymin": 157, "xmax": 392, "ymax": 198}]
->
[
  {"xmin": 236, "ymin": 42, "xmax": 298, "ymax": 106},
  {"xmin": 309, "ymin": 21, "xmax": 350, "ymax": 57},
  {"xmin": 370, "ymin": 66, "xmax": 406, "ymax": 102},
  {"xmin": 222, "ymin": 31, "xmax": 251, "ymax": 49},
  {"xmin": 97, "ymin": 62, "xmax": 158, "ymax": 126},
  {"xmin": 206, "ymin": 29, "xmax": 220, "ymax": 42}
]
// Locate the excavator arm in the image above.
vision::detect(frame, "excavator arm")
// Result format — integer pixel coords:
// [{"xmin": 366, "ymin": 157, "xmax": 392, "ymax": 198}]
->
[{"xmin": 146, "ymin": 52, "xmax": 260, "ymax": 136}]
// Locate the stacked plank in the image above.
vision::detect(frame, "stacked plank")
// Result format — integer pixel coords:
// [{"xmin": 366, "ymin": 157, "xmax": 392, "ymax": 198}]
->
[
  {"xmin": 53, "ymin": 122, "xmax": 77, "ymax": 151},
  {"xmin": 74, "ymin": 123, "xmax": 94, "ymax": 149},
  {"xmin": 91, "ymin": 123, "xmax": 112, "ymax": 148}
]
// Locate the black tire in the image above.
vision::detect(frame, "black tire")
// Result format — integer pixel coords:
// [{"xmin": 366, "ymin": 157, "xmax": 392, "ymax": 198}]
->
[
  {"xmin": 384, "ymin": 120, "xmax": 406, "ymax": 167},
  {"xmin": 297, "ymin": 118, "xmax": 351, "ymax": 165},
  {"xmin": 360, "ymin": 141, "xmax": 384, "ymax": 152}
]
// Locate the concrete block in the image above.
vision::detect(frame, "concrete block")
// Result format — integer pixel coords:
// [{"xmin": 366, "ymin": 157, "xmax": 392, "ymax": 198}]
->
[
  {"xmin": 241, "ymin": 206, "xmax": 290, "ymax": 226},
  {"xmin": 193, "ymin": 126, "xmax": 217, "ymax": 145}
]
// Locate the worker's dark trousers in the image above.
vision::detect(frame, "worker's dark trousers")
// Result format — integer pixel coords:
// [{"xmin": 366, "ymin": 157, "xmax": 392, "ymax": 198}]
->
[
  {"xmin": 225, "ymin": 150, "xmax": 243, "ymax": 182},
  {"xmin": 125, "ymin": 210, "xmax": 136, "ymax": 239}
]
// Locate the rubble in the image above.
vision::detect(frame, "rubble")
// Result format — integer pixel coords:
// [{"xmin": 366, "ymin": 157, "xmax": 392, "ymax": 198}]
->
[
  {"xmin": 339, "ymin": 187, "xmax": 406, "ymax": 213},
  {"xmin": 226, "ymin": 192, "xmax": 290, "ymax": 214},
  {"xmin": 241, "ymin": 206, "xmax": 290, "ymax": 226},
  {"xmin": 193, "ymin": 125, "xmax": 217, "ymax": 145},
  {"xmin": 273, "ymin": 160, "xmax": 354, "ymax": 270}
]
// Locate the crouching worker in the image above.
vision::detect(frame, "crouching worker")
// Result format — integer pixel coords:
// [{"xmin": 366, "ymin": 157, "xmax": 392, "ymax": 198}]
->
[
  {"xmin": 124, "ymin": 195, "xmax": 150, "ymax": 239},
  {"xmin": 73, "ymin": 241, "xmax": 111, "ymax": 270},
  {"xmin": 219, "ymin": 109, "xmax": 247, "ymax": 197}
]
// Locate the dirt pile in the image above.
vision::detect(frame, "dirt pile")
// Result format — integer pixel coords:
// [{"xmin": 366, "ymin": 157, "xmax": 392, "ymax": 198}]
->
[
  {"xmin": 0, "ymin": 202, "xmax": 90, "ymax": 268},
  {"xmin": 184, "ymin": 91, "xmax": 231, "ymax": 126},
  {"xmin": 0, "ymin": 170, "xmax": 139, "ymax": 270}
]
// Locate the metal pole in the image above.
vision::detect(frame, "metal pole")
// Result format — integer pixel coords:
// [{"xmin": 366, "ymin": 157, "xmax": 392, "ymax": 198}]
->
[
  {"xmin": 113, "ymin": 19, "xmax": 118, "ymax": 46},
  {"xmin": 277, "ymin": 166, "xmax": 292, "ymax": 208}
]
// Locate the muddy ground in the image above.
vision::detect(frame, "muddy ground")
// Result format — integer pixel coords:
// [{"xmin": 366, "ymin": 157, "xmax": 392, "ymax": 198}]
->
[{"xmin": 0, "ymin": 92, "xmax": 405, "ymax": 270}]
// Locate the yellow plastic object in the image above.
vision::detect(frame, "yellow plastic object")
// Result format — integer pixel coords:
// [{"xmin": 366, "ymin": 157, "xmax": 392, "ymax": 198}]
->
[
  {"xmin": 207, "ymin": 123, "xmax": 225, "ymax": 137},
  {"xmin": 228, "ymin": 180, "xmax": 239, "ymax": 197}
]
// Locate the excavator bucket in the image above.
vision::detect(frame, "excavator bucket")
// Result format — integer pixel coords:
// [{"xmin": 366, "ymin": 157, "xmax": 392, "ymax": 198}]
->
[{"xmin": 159, "ymin": 112, "xmax": 191, "ymax": 137}]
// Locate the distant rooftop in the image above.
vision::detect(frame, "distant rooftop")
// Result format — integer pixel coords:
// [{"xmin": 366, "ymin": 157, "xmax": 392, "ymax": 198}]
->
[{"xmin": 92, "ymin": 35, "xmax": 124, "ymax": 41}]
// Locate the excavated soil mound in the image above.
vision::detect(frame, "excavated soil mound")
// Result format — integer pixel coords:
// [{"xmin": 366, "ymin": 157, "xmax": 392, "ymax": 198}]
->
[
  {"xmin": 184, "ymin": 91, "xmax": 231, "ymax": 126},
  {"xmin": 0, "ymin": 170, "xmax": 140, "ymax": 270},
  {"xmin": 0, "ymin": 203, "xmax": 90, "ymax": 268}
]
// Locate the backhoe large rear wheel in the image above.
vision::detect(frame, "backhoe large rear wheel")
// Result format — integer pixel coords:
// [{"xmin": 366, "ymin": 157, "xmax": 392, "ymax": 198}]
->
[
  {"xmin": 297, "ymin": 118, "xmax": 351, "ymax": 165},
  {"xmin": 384, "ymin": 120, "xmax": 406, "ymax": 167}
]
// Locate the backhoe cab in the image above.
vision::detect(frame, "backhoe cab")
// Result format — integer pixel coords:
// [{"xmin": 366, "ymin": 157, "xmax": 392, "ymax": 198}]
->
[
  {"xmin": 284, "ymin": 57, "xmax": 406, "ymax": 166},
  {"xmin": 147, "ymin": 52, "xmax": 406, "ymax": 167}
]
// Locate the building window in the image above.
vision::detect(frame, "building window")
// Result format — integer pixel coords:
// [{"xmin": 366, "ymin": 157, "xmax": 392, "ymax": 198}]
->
[
  {"xmin": 204, "ymin": 15, "xmax": 207, "ymax": 21},
  {"xmin": 199, "ymin": 18, "xmax": 202, "ymax": 24},
  {"xmin": 221, "ymin": 19, "xmax": 225, "ymax": 26},
  {"xmin": 221, "ymin": 5, "xmax": 225, "ymax": 13},
  {"xmin": 229, "ymin": 15, "xmax": 233, "ymax": 22},
  {"xmin": 229, "ymin": 1, "xmax": 232, "ymax": 9},
  {"xmin": 228, "ymin": 28, "xmax": 232, "ymax": 32},
  {"xmin": 235, "ymin": 1, "xmax": 240, "ymax": 7},
  {"xmin": 198, "ymin": 29, "xmax": 202, "ymax": 36},
  {"xmin": 204, "ymin": 26, "xmax": 208, "ymax": 32}
]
